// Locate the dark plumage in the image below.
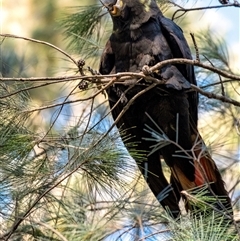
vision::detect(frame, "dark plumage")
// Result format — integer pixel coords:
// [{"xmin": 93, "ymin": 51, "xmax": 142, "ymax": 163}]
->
[{"xmin": 99, "ymin": 0, "xmax": 232, "ymax": 217}]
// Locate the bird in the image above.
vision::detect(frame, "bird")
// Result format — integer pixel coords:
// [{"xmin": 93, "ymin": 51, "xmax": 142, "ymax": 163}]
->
[
  {"xmin": 99, "ymin": 0, "xmax": 232, "ymax": 218},
  {"xmin": 219, "ymin": 0, "xmax": 229, "ymax": 4}
]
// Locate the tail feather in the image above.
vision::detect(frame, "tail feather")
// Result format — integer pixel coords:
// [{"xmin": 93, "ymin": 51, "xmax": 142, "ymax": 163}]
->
[
  {"xmin": 192, "ymin": 139, "xmax": 229, "ymax": 196},
  {"xmin": 194, "ymin": 155, "xmax": 217, "ymax": 186},
  {"xmin": 171, "ymin": 134, "xmax": 232, "ymax": 213},
  {"xmin": 171, "ymin": 165, "xmax": 196, "ymax": 190}
]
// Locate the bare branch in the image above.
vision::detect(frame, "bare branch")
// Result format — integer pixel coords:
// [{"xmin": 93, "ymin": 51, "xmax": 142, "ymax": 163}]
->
[
  {"xmin": 190, "ymin": 33, "xmax": 199, "ymax": 61},
  {"xmin": 1, "ymin": 58, "xmax": 239, "ymax": 82},
  {"xmin": 0, "ymin": 33, "xmax": 78, "ymax": 67},
  {"xmin": 0, "ymin": 76, "xmax": 80, "ymax": 82},
  {"xmin": 191, "ymin": 85, "xmax": 240, "ymax": 107},
  {"xmin": 1, "ymin": 58, "xmax": 240, "ymax": 107},
  {"xmin": 148, "ymin": 58, "xmax": 240, "ymax": 81},
  {"xmin": 172, "ymin": 2, "xmax": 240, "ymax": 21}
]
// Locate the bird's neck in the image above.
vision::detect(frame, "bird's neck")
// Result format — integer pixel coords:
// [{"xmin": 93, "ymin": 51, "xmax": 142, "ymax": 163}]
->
[{"xmin": 112, "ymin": 16, "xmax": 131, "ymax": 33}]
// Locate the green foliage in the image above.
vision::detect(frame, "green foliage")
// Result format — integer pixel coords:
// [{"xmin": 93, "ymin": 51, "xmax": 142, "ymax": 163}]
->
[
  {"xmin": 195, "ymin": 29, "xmax": 230, "ymax": 71},
  {"xmin": 0, "ymin": 83, "xmax": 34, "ymax": 172},
  {"xmin": 1, "ymin": 0, "xmax": 240, "ymax": 240},
  {"xmin": 170, "ymin": 211, "xmax": 238, "ymax": 241},
  {"xmin": 61, "ymin": 4, "xmax": 109, "ymax": 64},
  {"xmin": 64, "ymin": 128, "xmax": 137, "ymax": 197}
]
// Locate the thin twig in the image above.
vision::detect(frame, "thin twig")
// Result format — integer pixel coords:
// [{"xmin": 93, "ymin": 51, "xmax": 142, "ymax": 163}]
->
[
  {"xmin": 0, "ymin": 34, "xmax": 78, "ymax": 67},
  {"xmin": 191, "ymin": 84, "xmax": 239, "ymax": 107},
  {"xmin": 172, "ymin": 3, "xmax": 240, "ymax": 21},
  {"xmin": 202, "ymin": 54, "xmax": 225, "ymax": 96},
  {"xmin": 190, "ymin": 33, "xmax": 199, "ymax": 61}
]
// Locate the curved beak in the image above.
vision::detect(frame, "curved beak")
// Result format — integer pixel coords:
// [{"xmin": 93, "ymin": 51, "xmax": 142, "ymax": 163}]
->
[{"xmin": 102, "ymin": 0, "xmax": 124, "ymax": 16}]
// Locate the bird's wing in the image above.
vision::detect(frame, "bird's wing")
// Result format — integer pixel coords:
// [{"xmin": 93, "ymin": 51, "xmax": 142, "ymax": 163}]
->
[
  {"xmin": 159, "ymin": 17, "xmax": 231, "ymax": 211},
  {"xmin": 99, "ymin": 39, "xmax": 115, "ymax": 75},
  {"xmin": 159, "ymin": 16, "xmax": 198, "ymax": 126}
]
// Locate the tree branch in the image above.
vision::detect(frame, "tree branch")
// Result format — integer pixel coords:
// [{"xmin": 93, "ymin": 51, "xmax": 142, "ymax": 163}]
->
[
  {"xmin": 1, "ymin": 58, "xmax": 240, "ymax": 107},
  {"xmin": 172, "ymin": 2, "xmax": 240, "ymax": 21},
  {"xmin": 0, "ymin": 33, "xmax": 78, "ymax": 67}
]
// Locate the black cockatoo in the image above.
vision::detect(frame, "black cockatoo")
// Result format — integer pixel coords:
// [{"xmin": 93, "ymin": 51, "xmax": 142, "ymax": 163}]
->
[{"xmin": 99, "ymin": 0, "xmax": 232, "ymax": 217}]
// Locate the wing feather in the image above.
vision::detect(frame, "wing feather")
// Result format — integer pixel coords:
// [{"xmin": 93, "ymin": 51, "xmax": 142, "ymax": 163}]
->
[{"xmin": 159, "ymin": 16, "xmax": 198, "ymax": 126}]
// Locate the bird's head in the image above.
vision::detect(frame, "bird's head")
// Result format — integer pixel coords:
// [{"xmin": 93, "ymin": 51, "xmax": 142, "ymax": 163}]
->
[{"xmin": 101, "ymin": 0, "xmax": 161, "ymax": 30}]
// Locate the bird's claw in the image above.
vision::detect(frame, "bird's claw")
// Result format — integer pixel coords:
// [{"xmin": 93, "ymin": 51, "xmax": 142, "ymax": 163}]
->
[{"xmin": 142, "ymin": 65, "xmax": 152, "ymax": 76}]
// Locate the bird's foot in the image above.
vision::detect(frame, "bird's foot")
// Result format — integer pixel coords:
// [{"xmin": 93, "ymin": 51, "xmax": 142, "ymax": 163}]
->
[{"xmin": 142, "ymin": 65, "xmax": 152, "ymax": 76}]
